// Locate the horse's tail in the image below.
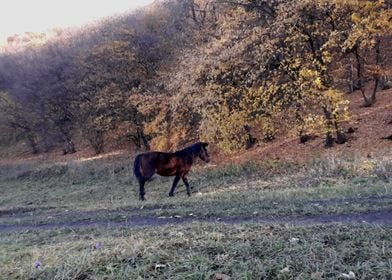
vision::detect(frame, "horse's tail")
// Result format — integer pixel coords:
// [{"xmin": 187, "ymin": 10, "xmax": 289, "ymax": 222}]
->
[{"xmin": 133, "ymin": 154, "xmax": 144, "ymax": 181}]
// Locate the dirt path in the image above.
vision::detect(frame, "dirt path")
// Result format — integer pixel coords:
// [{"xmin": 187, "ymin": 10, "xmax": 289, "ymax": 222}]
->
[
  {"xmin": 1, "ymin": 210, "xmax": 391, "ymax": 233},
  {"xmin": 1, "ymin": 195, "xmax": 391, "ymax": 233}
]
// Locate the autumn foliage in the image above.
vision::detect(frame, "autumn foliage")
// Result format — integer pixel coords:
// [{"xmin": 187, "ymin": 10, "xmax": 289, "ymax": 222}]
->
[{"xmin": 0, "ymin": 0, "xmax": 391, "ymax": 155}]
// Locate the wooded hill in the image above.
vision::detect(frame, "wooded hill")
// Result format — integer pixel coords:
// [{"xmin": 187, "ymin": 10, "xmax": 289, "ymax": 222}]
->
[{"xmin": 0, "ymin": 0, "xmax": 391, "ymax": 156}]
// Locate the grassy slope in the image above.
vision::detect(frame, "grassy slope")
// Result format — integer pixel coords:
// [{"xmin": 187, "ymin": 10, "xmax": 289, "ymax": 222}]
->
[
  {"xmin": 0, "ymin": 155, "xmax": 391, "ymax": 226},
  {"xmin": 1, "ymin": 223, "xmax": 391, "ymax": 279},
  {"xmin": 0, "ymin": 91, "xmax": 391, "ymax": 279},
  {"xmin": 0, "ymin": 154, "xmax": 391, "ymax": 279}
]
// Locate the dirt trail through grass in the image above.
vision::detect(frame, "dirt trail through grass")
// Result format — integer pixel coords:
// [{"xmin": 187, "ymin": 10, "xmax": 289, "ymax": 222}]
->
[
  {"xmin": 1, "ymin": 154, "xmax": 391, "ymax": 236},
  {"xmin": 1, "ymin": 197, "xmax": 391, "ymax": 233},
  {"xmin": 0, "ymin": 210, "xmax": 391, "ymax": 233}
]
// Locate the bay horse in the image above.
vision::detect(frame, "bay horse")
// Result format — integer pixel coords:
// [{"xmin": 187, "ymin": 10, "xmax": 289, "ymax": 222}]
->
[{"xmin": 133, "ymin": 142, "xmax": 210, "ymax": 200}]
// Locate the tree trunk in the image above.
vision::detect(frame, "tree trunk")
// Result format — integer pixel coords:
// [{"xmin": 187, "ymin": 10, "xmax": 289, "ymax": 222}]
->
[
  {"xmin": 347, "ymin": 63, "xmax": 355, "ymax": 93},
  {"xmin": 354, "ymin": 47, "xmax": 362, "ymax": 91},
  {"xmin": 370, "ymin": 38, "xmax": 381, "ymax": 103},
  {"xmin": 323, "ymin": 107, "xmax": 334, "ymax": 148},
  {"xmin": 335, "ymin": 126, "xmax": 347, "ymax": 145},
  {"xmin": 361, "ymin": 38, "xmax": 381, "ymax": 107},
  {"xmin": 27, "ymin": 134, "xmax": 39, "ymax": 154},
  {"xmin": 62, "ymin": 137, "xmax": 76, "ymax": 155},
  {"xmin": 129, "ymin": 129, "xmax": 150, "ymax": 151},
  {"xmin": 88, "ymin": 129, "xmax": 104, "ymax": 154},
  {"xmin": 186, "ymin": 0, "xmax": 198, "ymax": 23},
  {"xmin": 141, "ymin": 132, "xmax": 150, "ymax": 151}
]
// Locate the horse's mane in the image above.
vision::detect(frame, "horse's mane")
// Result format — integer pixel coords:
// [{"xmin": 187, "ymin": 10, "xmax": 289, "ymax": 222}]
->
[{"xmin": 175, "ymin": 143, "xmax": 203, "ymax": 157}]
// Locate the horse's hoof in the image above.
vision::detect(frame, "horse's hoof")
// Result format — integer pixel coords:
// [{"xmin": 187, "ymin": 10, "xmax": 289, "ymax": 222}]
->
[{"xmin": 169, "ymin": 193, "xmax": 174, "ymax": 197}]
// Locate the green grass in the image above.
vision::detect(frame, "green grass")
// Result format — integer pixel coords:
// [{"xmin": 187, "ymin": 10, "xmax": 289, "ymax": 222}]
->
[
  {"xmin": 0, "ymin": 223, "xmax": 391, "ymax": 279},
  {"xmin": 0, "ymin": 155, "xmax": 391, "ymax": 226},
  {"xmin": 0, "ymin": 154, "xmax": 391, "ymax": 279}
]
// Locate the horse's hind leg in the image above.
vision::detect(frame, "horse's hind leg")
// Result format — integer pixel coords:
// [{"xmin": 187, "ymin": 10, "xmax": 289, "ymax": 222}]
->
[
  {"xmin": 182, "ymin": 176, "xmax": 191, "ymax": 196},
  {"xmin": 169, "ymin": 174, "xmax": 181, "ymax": 197},
  {"xmin": 139, "ymin": 180, "xmax": 146, "ymax": 201}
]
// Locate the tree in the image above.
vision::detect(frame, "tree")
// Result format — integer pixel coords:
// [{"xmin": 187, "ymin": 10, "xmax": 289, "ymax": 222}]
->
[
  {"xmin": 343, "ymin": 0, "xmax": 392, "ymax": 106},
  {"xmin": 262, "ymin": 0, "xmax": 352, "ymax": 146},
  {"xmin": 188, "ymin": 0, "xmax": 353, "ymax": 149},
  {"xmin": 0, "ymin": 92, "xmax": 39, "ymax": 154},
  {"xmin": 0, "ymin": 35, "xmax": 78, "ymax": 154},
  {"xmin": 74, "ymin": 25, "xmax": 153, "ymax": 153}
]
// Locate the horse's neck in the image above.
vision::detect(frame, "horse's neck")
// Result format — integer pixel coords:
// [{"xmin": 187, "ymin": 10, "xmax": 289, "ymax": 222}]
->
[{"xmin": 177, "ymin": 147, "xmax": 199, "ymax": 161}]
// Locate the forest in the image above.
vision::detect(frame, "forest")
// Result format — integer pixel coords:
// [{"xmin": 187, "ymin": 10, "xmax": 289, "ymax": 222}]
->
[{"xmin": 0, "ymin": 0, "xmax": 391, "ymax": 156}]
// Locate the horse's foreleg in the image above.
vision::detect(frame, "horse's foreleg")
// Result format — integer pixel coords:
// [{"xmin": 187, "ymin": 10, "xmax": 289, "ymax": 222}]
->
[
  {"xmin": 182, "ymin": 176, "xmax": 191, "ymax": 196},
  {"xmin": 139, "ymin": 180, "xmax": 146, "ymax": 201},
  {"xmin": 169, "ymin": 174, "xmax": 181, "ymax": 197}
]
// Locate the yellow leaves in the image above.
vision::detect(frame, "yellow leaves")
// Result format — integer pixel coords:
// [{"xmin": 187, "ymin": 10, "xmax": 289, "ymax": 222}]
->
[
  {"xmin": 299, "ymin": 69, "xmax": 316, "ymax": 79},
  {"xmin": 258, "ymin": 117, "xmax": 276, "ymax": 142},
  {"xmin": 314, "ymin": 78, "xmax": 325, "ymax": 90},
  {"xmin": 317, "ymin": 89, "xmax": 351, "ymax": 134},
  {"xmin": 321, "ymin": 50, "xmax": 333, "ymax": 64},
  {"xmin": 357, "ymin": 159, "xmax": 376, "ymax": 174},
  {"xmin": 288, "ymin": 105, "xmax": 326, "ymax": 138},
  {"xmin": 200, "ymin": 104, "xmax": 250, "ymax": 154},
  {"xmin": 298, "ymin": 68, "xmax": 327, "ymax": 91},
  {"xmin": 144, "ymin": 110, "xmax": 166, "ymax": 136},
  {"xmin": 324, "ymin": 89, "xmax": 344, "ymax": 100},
  {"xmin": 324, "ymin": 89, "xmax": 350, "ymax": 114},
  {"xmin": 351, "ymin": 12, "xmax": 362, "ymax": 24},
  {"xmin": 345, "ymin": 0, "xmax": 392, "ymax": 48},
  {"xmin": 149, "ymin": 135, "xmax": 170, "ymax": 151}
]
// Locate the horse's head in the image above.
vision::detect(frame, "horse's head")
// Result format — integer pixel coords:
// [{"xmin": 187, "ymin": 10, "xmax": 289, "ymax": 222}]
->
[{"xmin": 198, "ymin": 142, "xmax": 210, "ymax": 163}]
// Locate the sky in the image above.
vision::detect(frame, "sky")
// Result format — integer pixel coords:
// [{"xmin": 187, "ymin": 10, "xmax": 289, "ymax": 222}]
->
[{"xmin": 0, "ymin": 0, "xmax": 155, "ymax": 42}]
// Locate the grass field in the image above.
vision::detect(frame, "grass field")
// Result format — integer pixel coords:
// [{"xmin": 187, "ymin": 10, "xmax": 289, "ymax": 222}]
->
[
  {"xmin": 0, "ymin": 152, "xmax": 391, "ymax": 279},
  {"xmin": 1, "ymin": 223, "xmax": 391, "ymax": 279}
]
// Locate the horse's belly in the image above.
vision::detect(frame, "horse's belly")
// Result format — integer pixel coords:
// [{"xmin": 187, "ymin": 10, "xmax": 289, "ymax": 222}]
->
[{"xmin": 156, "ymin": 168, "xmax": 177, "ymax": 176}]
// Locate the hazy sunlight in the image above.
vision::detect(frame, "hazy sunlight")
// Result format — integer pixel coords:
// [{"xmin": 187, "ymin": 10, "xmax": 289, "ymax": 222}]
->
[{"xmin": 0, "ymin": 0, "xmax": 155, "ymax": 42}]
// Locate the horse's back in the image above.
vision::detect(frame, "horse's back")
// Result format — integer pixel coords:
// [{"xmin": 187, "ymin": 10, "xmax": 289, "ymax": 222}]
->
[
  {"xmin": 137, "ymin": 151, "xmax": 171, "ymax": 162},
  {"xmin": 135, "ymin": 150, "xmax": 173, "ymax": 167}
]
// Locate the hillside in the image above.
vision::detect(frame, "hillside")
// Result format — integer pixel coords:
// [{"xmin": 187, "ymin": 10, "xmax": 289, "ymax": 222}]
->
[
  {"xmin": 0, "ymin": 89, "xmax": 389, "ymax": 168},
  {"xmin": 220, "ymin": 89, "xmax": 392, "ymax": 164},
  {"xmin": 0, "ymin": 0, "xmax": 391, "ymax": 161}
]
